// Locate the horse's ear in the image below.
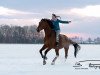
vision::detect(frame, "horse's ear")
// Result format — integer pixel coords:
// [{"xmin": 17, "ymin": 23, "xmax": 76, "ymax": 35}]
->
[
  {"xmin": 41, "ymin": 18, "xmax": 44, "ymax": 21},
  {"xmin": 43, "ymin": 18, "xmax": 46, "ymax": 21},
  {"xmin": 41, "ymin": 18, "xmax": 43, "ymax": 20},
  {"xmin": 42, "ymin": 18, "xmax": 45, "ymax": 21},
  {"xmin": 43, "ymin": 18, "xmax": 47, "ymax": 21}
]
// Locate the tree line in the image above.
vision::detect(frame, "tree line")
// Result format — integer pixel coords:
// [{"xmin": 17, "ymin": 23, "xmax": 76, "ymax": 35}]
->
[
  {"xmin": 0, "ymin": 24, "xmax": 99, "ymax": 44},
  {"xmin": 0, "ymin": 25, "xmax": 44, "ymax": 44}
]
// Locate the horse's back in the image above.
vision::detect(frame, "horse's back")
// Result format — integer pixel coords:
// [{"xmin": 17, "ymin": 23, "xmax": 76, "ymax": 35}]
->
[
  {"xmin": 59, "ymin": 34, "xmax": 70, "ymax": 46},
  {"xmin": 59, "ymin": 34, "xmax": 69, "ymax": 41}
]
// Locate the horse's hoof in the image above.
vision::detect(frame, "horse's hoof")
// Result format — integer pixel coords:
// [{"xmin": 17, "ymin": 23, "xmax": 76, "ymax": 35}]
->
[
  {"xmin": 43, "ymin": 60, "xmax": 46, "ymax": 65},
  {"xmin": 51, "ymin": 62, "xmax": 55, "ymax": 65}
]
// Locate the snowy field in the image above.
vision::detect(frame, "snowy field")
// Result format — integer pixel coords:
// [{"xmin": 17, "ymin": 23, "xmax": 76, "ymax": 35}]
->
[{"xmin": 0, "ymin": 44, "xmax": 100, "ymax": 75}]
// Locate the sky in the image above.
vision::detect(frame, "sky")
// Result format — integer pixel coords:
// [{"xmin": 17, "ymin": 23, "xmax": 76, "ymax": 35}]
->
[{"xmin": 0, "ymin": 0, "xmax": 100, "ymax": 39}]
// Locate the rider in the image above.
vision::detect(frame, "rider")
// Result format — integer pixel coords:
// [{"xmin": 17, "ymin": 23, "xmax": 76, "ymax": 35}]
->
[{"xmin": 51, "ymin": 14, "xmax": 71, "ymax": 47}]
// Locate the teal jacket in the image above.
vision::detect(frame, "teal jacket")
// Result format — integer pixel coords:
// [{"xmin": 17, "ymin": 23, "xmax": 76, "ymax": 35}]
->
[{"xmin": 51, "ymin": 19, "xmax": 69, "ymax": 31}]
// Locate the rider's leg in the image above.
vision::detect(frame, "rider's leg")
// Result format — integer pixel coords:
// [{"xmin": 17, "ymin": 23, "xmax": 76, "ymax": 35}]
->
[{"xmin": 55, "ymin": 30, "xmax": 60, "ymax": 46}]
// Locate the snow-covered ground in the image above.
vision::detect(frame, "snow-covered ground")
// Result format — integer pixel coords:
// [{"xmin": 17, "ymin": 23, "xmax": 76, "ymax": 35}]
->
[{"xmin": 0, "ymin": 44, "xmax": 100, "ymax": 75}]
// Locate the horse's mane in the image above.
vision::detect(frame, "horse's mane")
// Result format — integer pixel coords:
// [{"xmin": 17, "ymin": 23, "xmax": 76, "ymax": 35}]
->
[{"xmin": 41, "ymin": 18, "xmax": 54, "ymax": 29}]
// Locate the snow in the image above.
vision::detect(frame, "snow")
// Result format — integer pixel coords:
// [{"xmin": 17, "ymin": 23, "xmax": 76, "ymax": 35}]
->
[{"xmin": 0, "ymin": 44, "xmax": 100, "ymax": 75}]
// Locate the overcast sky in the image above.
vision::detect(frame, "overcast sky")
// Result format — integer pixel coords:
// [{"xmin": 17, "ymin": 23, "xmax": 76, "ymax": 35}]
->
[{"xmin": 0, "ymin": 0, "xmax": 100, "ymax": 39}]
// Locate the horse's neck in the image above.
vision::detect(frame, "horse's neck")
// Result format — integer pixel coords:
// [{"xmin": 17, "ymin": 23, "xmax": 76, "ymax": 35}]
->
[{"xmin": 44, "ymin": 26, "xmax": 53, "ymax": 38}]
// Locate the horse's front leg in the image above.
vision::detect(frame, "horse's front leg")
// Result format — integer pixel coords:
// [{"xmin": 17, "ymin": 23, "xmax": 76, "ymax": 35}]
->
[
  {"xmin": 43, "ymin": 48, "xmax": 51, "ymax": 65},
  {"xmin": 39, "ymin": 45, "xmax": 47, "ymax": 58}
]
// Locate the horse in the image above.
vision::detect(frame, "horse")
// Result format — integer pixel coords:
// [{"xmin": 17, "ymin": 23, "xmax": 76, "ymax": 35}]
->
[{"xmin": 37, "ymin": 19, "xmax": 81, "ymax": 65}]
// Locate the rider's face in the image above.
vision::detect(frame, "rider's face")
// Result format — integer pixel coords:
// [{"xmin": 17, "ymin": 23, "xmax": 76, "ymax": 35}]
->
[{"xmin": 52, "ymin": 15, "xmax": 57, "ymax": 20}]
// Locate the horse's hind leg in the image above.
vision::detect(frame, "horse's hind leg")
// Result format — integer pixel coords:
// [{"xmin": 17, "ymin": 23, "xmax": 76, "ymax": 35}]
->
[
  {"xmin": 64, "ymin": 46, "xmax": 69, "ymax": 60},
  {"xmin": 39, "ymin": 45, "xmax": 47, "ymax": 58},
  {"xmin": 51, "ymin": 49, "xmax": 59, "ymax": 65}
]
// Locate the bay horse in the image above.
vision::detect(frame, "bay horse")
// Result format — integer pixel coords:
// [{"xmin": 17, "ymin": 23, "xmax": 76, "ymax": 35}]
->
[{"xmin": 37, "ymin": 19, "xmax": 81, "ymax": 65}]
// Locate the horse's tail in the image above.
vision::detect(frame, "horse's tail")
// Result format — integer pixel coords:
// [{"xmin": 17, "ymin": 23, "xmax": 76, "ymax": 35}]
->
[
  {"xmin": 73, "ymin": 43, "xmax": 81, "ymax": 58},
  {"xmin": 69, "ymin": 39, "xmax": 81, "ymax": 58}
]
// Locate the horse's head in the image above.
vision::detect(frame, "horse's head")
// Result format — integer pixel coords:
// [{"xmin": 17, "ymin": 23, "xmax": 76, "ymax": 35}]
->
[{"xmin": 37, "ymin": 19, "xmax": 48, "ymax": 32}]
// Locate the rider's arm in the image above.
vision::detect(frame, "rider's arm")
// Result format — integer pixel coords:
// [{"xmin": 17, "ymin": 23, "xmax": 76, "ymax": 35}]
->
[{"xmin": 58, "ymin": 19, "xmax": 71, "ymax": 24}]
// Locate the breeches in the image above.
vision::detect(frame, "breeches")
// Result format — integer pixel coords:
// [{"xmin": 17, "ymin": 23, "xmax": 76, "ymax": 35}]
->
[{"xmin": 55, "ymin": 30, "xmax": 60, "ymax": 42}]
